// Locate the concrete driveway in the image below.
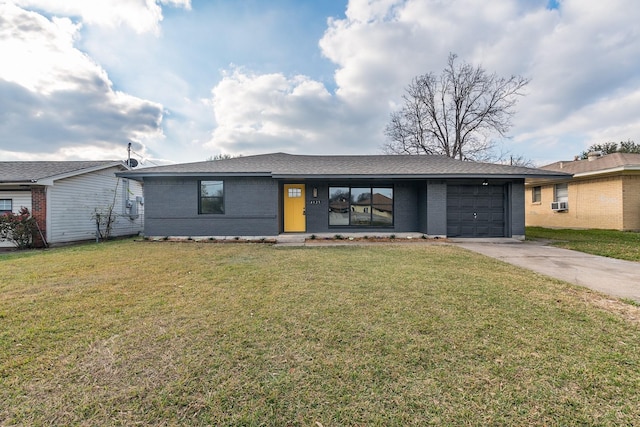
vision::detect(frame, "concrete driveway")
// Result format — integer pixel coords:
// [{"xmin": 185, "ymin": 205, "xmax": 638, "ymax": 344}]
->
[{"xmin": 453, "ymin": 240, "xmax": 640, "ymax": 303}]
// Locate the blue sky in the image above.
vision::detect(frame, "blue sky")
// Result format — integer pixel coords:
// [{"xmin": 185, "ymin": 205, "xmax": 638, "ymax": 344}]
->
[{"xmin": 1, "ymin": 0, "xmax": 640, "ymax": 166}]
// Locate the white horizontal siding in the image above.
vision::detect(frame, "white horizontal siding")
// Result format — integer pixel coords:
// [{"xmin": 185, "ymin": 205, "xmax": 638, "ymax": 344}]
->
[
  {"xmin": 0, "ymin": 190, "xmax": 32, "ymax": 213},
  {"xmin": 0, "ymin": 190, "xmax": 33, "ymax": 248},
  {"xmin": 48, "ymin": 167, "xmax": 144, "ymax": 244}
]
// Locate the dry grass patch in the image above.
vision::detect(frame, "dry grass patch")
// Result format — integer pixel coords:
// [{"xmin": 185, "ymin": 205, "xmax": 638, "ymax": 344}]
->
[{"xmin": 1, "ymin": 240, "xmax": 640, "ymax": 425}]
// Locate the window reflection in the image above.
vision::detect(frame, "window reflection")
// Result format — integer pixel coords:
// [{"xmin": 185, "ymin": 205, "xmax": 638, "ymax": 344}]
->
[
  {"xmin": 329, "ymin": 187, "xmax": 349, "ymax": 225},
  {"xmin": 351, "ymin": 187, "xmax": 371, "ymax": 225},
  {"xmin": 329, "ymin": 186, "xmax": 393, "ymax": 226},
  {"xmin": 200, "ymin": 181, "xmax": 224, "ymax": 214},
  {"xmin": 372, "ymin": 188, "xmax": 393, "ymax": 226}
]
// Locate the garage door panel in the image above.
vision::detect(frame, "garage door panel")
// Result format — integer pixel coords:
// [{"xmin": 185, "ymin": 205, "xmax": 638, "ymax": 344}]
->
[
  {"xmin": 475, "ymin": 225, "xmax": 491, "ymax": 235},
  {"xmin": 475, "ymin": 196, "xmax": 493, "ymax": 208},
  {"xmin": 447, "ymin": 184, "xmax": 506, "ymax": 238},
  {"xmin": 491, "ymin": 212, "xmax": 505, "ymax": 221},
  {"xmin": 462, "ymin": 225, "xmax": 476, "ymax": 235}
]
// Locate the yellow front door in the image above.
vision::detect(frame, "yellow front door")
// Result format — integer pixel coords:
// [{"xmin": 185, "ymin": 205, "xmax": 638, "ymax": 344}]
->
[{"xmin": 284, "ymin": 184, "xmax": 306, "ymax": 232}]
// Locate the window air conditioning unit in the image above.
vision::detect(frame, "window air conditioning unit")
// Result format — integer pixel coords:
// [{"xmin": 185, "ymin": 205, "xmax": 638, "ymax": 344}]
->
[{"xmin": 551, "ymin": 201, "xmax": 568, "ymax": 211}]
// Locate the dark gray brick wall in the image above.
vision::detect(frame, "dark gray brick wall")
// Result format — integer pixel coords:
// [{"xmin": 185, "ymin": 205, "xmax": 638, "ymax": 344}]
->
[
  {"xmin": 144, "ymin": 176, "xmax": 279, "ymax": 236},
  {"xmin": 417, "ymin": 182, "xmax": 428, "ymax": 233},
  {"xmin": 305, "ymin": 182, "xmax": 329, "ymax": 232},
  {"xmin": 510, "ymin": 180, "xmax": 525, "ymax": 236},
  {"xmin": 426, "ymin": 180, "xmax": 447, "ymax": 236},
  {"xmin": 393, "ymin": 182, "xmax": 420, "ymax": 232}
]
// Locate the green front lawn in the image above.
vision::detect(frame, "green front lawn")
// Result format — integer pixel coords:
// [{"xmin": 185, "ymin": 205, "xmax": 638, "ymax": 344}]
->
[
  {"xmin": 1, "ymin": 240, "xmax": 639, "ymax": 425},
  {"xmin": 526, "ymin": 227, "xmax": 640, "ymax": 262}
]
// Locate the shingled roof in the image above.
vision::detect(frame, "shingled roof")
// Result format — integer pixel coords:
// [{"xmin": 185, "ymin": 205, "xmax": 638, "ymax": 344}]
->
[
  {"xmin": 540, "ymin": 153, "xmax": 640, "ymax": 176},
  {"xmin": 0, "ymin": 161, "xmax": 127, "ymax": 184},
  {"xmin": 118, "ymin": 153, "xmax": 570, "ymax": 180}
]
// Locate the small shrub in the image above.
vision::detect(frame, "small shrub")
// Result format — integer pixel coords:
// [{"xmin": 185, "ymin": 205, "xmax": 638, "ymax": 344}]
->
[
  {"xmin": 310, "ymin": 234, "xmax": 317, "ymax": 240},
  {"xmin": 91, "ymin": 206, "xmax": 116, "ymax": 241},
  {"xmin": 390, "ymin": 234, "xmax": 396, "ymax": 239},
  {"xmin": 334, "ymin": 234, "xmax": 343, "ymax": 240},
  {"xmin": 0, "ymin": 207, "xmax": 38, "ymax": 249}
]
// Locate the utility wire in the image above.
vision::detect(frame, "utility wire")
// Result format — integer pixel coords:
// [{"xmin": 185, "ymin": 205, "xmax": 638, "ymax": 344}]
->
[{"xmin": 130, "ymin": 149, "xmax": 162, "ymax": 167}]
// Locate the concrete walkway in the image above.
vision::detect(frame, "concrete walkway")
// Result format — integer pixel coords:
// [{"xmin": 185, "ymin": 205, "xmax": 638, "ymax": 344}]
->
[{"xmin": 453, "ymin": 240, "xmax": 640, "ymax": 302}]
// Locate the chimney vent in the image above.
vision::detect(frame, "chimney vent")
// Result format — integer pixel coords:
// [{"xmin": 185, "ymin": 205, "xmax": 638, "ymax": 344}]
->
[{"xmin": 587, "ymin": 151, "xmax": 602, "ymax": 161}]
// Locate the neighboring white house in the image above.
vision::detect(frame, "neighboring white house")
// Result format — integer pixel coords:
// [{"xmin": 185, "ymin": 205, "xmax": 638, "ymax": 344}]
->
[{"xmin": 0, "ymin": 161, "xmax": 144, "ymax": 248}]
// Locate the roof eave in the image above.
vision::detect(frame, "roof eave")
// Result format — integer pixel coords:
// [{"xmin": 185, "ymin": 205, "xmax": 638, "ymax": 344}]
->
[
  {"xmin": 573, "ymin": 165, "xmax": 640, "ymax": 178},
  {"xmin": 116, "ymin": 172, "xmax": 570, "ymax": 180},
  {"xmin": 274, "ymin": 173, "xmax": 571, "ymax": 180},
  {"xmin": 41, "ymin": 161, "xmax": 128, "ymax": 183},
  {"xmin": 525, "ymin": 175, "xmax": 575, "ymax": 185},
  {"xmin": 116, "ymin": 171, "xmax": 273, "ymax": 180},
  {"xmin": 0, "ymin": 181, "xmax": 46, "ymax": 187}
]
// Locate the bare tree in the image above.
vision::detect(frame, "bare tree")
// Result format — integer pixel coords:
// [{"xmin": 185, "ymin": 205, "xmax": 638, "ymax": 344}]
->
[{"xmin": 383, "ymin": 53, "xmax": 529, "ymax": 161}]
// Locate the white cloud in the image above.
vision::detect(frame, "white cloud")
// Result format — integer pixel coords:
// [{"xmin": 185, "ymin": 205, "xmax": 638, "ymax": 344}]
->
[
  {"xmin": 509, "ymin": 0, "xmax": 640, "ymax": 160},
  {"xmin": 0, "ymin": 3, "xmax": 164, "ymax": 160},
  {"xmin": 208, "ymin": 68, "xmax": 351, "ymax": 154},
  {"xmin": 13, "ymin": 0, "xmax": 191, "ymax": 34},
  {"xmin": 0, "ymin": 5, "xmax": 91, "ymax": 94},
  {"xmin": 317, "ymin": 0, "xmax": 640, "ymax": 161},
  {"xmin": 2, "ymin": 0, "xmax": 640, "ymax": 164}
]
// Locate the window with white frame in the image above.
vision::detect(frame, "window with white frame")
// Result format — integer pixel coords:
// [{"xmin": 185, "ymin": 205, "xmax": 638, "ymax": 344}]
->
[
  {"xmin": 0, "ymin": 199, "xmax": 12, "ymax": 213},
  {"xmin": 554, "ymin": 183, "xmax": 568, "ymax": 203}
]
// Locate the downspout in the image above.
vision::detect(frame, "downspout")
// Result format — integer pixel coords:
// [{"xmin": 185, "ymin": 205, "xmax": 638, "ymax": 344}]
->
[{"xmin": 46, "ymin": 185, "xmax": 52, "ymax": 245}]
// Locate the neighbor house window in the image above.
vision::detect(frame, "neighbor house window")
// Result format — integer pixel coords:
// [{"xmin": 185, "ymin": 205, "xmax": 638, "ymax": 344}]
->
[
  {"xmin": 0, "ymin": 199, "xmax": 11, "ymax": 213},
  {"xmin": 554, "ymin": 183, "xmax": 568, "ymax": 203},
  {"xmin": 329, "ymin": 186, "xmax": 393, "ymax": 226},
  {"xmin": 532, "ymin": 186, "xmax": 541, "ymax": 203},
  {"xmin": 199, "ymin": 181, "xmax": 224, "ymax": 214}
]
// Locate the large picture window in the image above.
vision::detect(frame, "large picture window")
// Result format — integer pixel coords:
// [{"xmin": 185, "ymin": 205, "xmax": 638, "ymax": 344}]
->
[
  {"xmin": 199, "ymin": 181, "xmax": 224, "ymax": 214},
  {"xmin": 329, "ymin": 186, "xmax": 393, "ymax": 226}
]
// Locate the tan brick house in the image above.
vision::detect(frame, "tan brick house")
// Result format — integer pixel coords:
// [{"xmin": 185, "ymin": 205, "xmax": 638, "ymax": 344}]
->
[{"xmin": 525, "ymin": 152, "xmax": 640, "ymax": 231}]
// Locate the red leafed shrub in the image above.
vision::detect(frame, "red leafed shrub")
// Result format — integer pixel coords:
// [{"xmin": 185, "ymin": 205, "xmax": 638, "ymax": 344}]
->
[{"xmin": 0, "ymin": 207, "xmax": 37, "ymax": 249}]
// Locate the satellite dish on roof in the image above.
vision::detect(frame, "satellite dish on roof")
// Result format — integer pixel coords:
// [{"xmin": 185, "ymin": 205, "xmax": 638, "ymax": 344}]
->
[{"xmin": 126, "ymin": 158, "xmax": 139, "ymax": 168}]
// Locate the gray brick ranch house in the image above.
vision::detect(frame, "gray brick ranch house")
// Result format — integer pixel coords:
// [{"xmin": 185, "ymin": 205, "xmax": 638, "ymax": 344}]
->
[{"xmin": 117, "ymin": 153, "xmax": 569, "ymax": 239}]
